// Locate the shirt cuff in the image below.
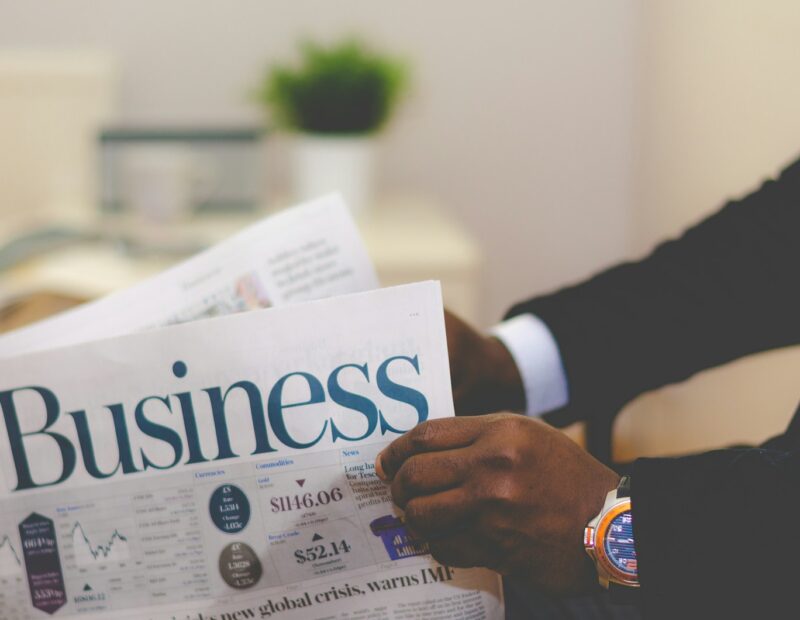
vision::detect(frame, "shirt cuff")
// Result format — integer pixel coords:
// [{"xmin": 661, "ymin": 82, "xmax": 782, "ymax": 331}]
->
[{"xmin": 491, "ymin": 313, "xmax": 569, "ymax": 417}]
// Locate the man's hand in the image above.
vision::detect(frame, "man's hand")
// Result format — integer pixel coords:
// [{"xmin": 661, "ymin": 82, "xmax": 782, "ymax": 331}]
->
[
  {"xmin": 445, "ymin": 310, "xmax": 525, "ymax": 416},
  {"xmin": 376, "ymin": 414, "xmax": 620, "ymax": 594}
]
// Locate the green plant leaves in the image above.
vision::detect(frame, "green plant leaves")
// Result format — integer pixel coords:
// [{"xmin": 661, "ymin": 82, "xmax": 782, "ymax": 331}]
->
[{"xmin": 259, "ymin": 38, "xmax": 409, "ymax": 135}]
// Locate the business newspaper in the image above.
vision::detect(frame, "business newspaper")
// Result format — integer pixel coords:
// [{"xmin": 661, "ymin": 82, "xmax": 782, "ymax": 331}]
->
[
  {"xmin": 0, "ymin": 282, "xmax": 504, "ymax": 619},
  {"xmin": 0, "ymin": 194, "xmax": 379, "ymax": 358}
]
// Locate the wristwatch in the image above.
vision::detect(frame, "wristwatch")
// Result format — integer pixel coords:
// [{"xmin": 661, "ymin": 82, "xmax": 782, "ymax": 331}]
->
[{"xmin": 583, "ymin": 475, "xmax": 639, "ymax": 593}]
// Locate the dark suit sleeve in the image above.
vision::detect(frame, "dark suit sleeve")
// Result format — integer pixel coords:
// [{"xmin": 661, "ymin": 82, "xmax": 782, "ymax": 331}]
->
[
  {"xmin": 504, "ymin": 157, "xmax": 800, "ymax": 613},
  {"xmin": 631, "ymin": 448, "xmax": 800, "ymax": 617},
  {"xmin": 506, "ymin": 156, "xmax": 800, "ymax": 420}
]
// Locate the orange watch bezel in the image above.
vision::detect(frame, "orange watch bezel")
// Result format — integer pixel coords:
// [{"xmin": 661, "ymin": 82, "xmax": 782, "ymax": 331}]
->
[{"xmin": 593, "ymin": 500, "xmax": 638, "ymax": 586}]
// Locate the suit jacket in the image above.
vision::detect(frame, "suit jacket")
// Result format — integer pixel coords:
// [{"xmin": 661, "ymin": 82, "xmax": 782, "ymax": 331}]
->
[{"xmin": 506, "ymin": 156, "xmax": 800, "ymax": 617}]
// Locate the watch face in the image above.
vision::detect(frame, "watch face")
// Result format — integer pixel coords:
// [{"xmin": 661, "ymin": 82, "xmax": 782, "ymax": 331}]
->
[{"xmin": 603, "ymin": 509, "xmax": 637, "ymax": 577}]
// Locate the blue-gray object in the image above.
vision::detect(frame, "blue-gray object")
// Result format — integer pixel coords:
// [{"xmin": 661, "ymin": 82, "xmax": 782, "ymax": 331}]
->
[
  {"xmin": 99, "ymin": 127, "xmax": 267, "ymax": 214},
  {"xmin": 0, "ymin": 227, "xmax": 98, "ymax": 272}
]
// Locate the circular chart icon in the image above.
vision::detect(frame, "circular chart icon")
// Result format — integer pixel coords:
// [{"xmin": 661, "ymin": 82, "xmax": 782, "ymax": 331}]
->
[
  {"xmin": 219, "ymin": 542, "xmax": 263, "ymax": 589},
  {"xmin": 209, "ymin": 484, "xmax": 251, "ymax": 534}
]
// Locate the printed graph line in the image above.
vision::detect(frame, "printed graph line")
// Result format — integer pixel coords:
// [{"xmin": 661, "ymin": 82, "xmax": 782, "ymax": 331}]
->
[
  {"xmin": 0, "ymin": 534, "xmax": 21, "ymax": 566},
  {"xmin": 71, "ymin": 522, "xmax": 130, "ymax": 562}
]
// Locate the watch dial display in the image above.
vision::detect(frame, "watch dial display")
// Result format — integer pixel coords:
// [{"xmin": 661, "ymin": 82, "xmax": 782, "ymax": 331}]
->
[{"xmin": 604, "ymin": 509, "xmax": 637, "ymax": 577}]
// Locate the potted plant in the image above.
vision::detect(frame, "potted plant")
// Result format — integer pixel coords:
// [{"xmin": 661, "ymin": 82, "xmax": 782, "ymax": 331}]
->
[{"xmin": 258, "ymin": 38, "xmax": 408, "ymax": 216}]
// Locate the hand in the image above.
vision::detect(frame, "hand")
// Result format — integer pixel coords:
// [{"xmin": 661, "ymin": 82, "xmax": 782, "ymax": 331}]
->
[
  {"xmin": 445, "ymin": 310, "xmax": 525, "ymax": 416},
  {"xmin": 376, "ymin": 413, "xmax": 620, "ymax": 594}
]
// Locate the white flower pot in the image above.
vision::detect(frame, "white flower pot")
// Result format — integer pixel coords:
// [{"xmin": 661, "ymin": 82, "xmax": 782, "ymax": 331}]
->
[{"xmin": 291, "ymin": 135, "xmax": 375, "ymax": 217}]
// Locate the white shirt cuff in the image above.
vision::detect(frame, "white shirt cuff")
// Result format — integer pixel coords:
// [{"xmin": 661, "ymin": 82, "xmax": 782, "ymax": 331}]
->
[{"xmin": 491, "ymin": 314, "xmax": 569, "ymax": 417}]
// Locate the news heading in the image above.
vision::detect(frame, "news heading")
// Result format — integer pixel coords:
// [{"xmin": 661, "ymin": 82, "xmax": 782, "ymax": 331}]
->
[{"xmin": 1, "ymin": 354, "xmax": 429, "ymax": 491}]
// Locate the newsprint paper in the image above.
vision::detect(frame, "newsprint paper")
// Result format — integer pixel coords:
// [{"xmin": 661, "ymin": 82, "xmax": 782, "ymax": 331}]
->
[
  {"xmin": 0, "ymin": 194, "xmax": 379, "ymax": 359},
  {"xmin": 0, "ymin": 234, "xmax": 505, "ymax": 619}
]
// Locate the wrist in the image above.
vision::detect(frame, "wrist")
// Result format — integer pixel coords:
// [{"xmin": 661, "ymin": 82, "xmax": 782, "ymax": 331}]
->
[
  {"xmin": 455, "ymin": 334, "xmax": 525, "ymax": 417},
  {"xmin": 484, "ymin": 336, "xmax": 526, "ymax": 412},
  {"xmin": 490, "ymin": 314, "xmax": 569, "ymax": 417}
]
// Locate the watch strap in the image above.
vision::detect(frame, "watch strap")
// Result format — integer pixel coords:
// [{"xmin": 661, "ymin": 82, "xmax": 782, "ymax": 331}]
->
[
  {"xmin": 608, "ymin": 581, "xmax": 641, "ymax": 606},
  {"xmin": 617, "ymin": 475, "xmax": 631, "ymax": 498}
]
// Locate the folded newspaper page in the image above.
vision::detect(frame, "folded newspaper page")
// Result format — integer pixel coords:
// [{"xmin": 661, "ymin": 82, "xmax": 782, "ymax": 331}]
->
[
  {"xmin": 0, "ymin": 282, "xmax": 504, "ymax": 619},
  {"xmin": 0, "ymin": 194, "xmax": 378, "ymax": 358}
]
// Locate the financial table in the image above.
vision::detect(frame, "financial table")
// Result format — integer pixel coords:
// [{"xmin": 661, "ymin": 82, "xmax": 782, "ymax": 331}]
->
[{"xmin": 0, "ymin": 443, "xmax": 434, "ymax": 618}]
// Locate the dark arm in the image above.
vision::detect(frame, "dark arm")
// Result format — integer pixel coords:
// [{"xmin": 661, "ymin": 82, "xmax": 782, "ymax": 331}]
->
[
  {"xmin": 507, "ymin": 156, "xmax": 800, "ymax": 423},
  {"xmin": 504, "ymin": 158, "xmax": 800, "ymax": 610},
  {"xmin": 631, "ymin": 447, "xmax": 800, "ymax": 616}
]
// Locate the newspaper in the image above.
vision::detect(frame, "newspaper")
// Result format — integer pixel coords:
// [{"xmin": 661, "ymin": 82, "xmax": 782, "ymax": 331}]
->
[
  {"xmin": 0, "ymin": 202, "xmax": 504, "ymax": 618},
  {"xmin": 0, "ymin": 194, "xmax": 379, "ymax": 358},
  {"xmin": 0, "ymin": 282, "xmax": 503, "ymax": 619}
]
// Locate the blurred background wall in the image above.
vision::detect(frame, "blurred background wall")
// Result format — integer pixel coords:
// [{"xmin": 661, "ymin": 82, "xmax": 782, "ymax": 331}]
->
[
  {"xmin": 0, "ymin": 0, "xmax": 638, "ymax": 323},
  {"xmin": 2, "ymin": 0, "xmax": 800, "ymax": 458}
]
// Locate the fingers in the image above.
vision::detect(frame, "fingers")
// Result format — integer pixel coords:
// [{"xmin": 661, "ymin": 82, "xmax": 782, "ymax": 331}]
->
[
  {"xmin": 390, "ymin": 448, "xmax": 469, "ymax": 508},
  {"xmin": 402, "ymin": 487, "xmax": 476, "ymax": 540},
  {"xmin": 376, "ymin": 417, "xmax": 485, "ymax": 481}
]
